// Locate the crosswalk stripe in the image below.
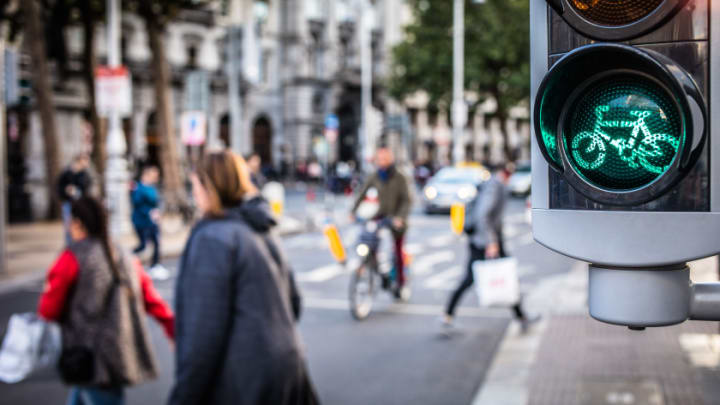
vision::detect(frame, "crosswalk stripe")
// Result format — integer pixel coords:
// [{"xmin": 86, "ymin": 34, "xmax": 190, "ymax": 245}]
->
[
  {"xmin": 423, "ymin": 265, "xmax": 464, "ymax": 290},
  {"xmin": 297, "ymin": 264, "xmax": 346, "ymax": 282},
  {"xmin": 412, "ymin": 250, "xmax": 456, "ymax": 276},
  {"xmin": 404, "ymin": 243, "xmax": 423, "ymax": 255},
  {"xmin": 507, "ymin": 232, "xmax": 535, "ymax": 248},
  {"xmin": 426, "ymin": 234, "xmax": 458, "ymax": 247}
]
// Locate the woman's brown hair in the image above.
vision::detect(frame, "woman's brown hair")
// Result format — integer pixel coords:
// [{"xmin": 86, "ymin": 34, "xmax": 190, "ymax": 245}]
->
[
  {"xmin": 71, "ymin": 197, "xmax": 121, "ymax": 281},
  {"xmin": 196, "ymin": 150, "xmax": 257, "ymax": 217}
]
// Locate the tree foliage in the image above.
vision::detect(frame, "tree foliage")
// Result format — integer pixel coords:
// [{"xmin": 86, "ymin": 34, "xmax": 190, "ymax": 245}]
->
[{"xmin": 390, "ymin": 0, "xmax": 530, "ymax": 147}]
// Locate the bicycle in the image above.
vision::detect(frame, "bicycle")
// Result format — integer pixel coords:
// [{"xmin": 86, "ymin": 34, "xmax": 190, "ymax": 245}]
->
[
  {"xmin": 348, "ymin": 217, "xmax": 410, "ymax": 320},
  {"xmin": 571, "ymin": 105, "xmax": 680, "ymax": 174}
]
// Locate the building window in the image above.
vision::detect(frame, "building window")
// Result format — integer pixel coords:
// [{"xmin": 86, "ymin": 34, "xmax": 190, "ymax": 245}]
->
[
  {"xmin": 428, "ymin": 105, "xmax": 439, "ymax": 128},
  {"xmin": 306, "ymin": 0, "xmax": 327, "ymax": 21},
  {"xmin": 260, "ymin": 49, "xmax": 270, "ymax": 84},
  {"xmin": 187, "ymin": 46, "xmax": 198, "ymax": 69},
  {"xmin": 408, "ymin": 108, "xmax": 419, "ymax": 127},
  {"xmin": 337, "ymin": 0, "xmax": 354, "ymax": 22},
  {"xmin": 312, "ymin": 91, "xmax": 325, "ymax": 115},
  {"xmin": 254, "ymin": 0, "xmax": 269, "ymax": 26}
]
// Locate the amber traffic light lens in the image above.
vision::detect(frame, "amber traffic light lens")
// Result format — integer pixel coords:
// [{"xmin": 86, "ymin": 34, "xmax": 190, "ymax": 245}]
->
[{"xmin": 571, "ymin": 0, "xmax": 664, "ymax": 26}]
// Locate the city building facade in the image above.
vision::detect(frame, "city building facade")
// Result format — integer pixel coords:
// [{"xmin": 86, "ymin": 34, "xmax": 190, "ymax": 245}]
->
[{"xmin": 10, "ymin": 0, "xmax": 406, "ymax": 221}]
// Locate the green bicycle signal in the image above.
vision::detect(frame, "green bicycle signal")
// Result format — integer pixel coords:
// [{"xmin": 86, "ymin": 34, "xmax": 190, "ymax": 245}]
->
[
  {"xmin": 563, "ymin": 78, "xmax": 684, "ymax": 191},
  {"xmin": 571, "ymin": 105, "xmax": 680, "ymax": 174}
]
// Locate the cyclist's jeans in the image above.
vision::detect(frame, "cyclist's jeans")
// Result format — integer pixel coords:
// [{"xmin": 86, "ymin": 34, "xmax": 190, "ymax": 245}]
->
[
  {"xmin": 445, "ymin": 242, "xmax": 525, "ymax": 319},
  {"xmin": 393, "ymin": 233, "xmax": 405, "ymax": 287}
]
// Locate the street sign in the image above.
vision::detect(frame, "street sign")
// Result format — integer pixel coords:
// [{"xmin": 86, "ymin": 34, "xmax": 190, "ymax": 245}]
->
[
  {"xmin": 95, "ymin": 65, "xmax": 132, "ymax": 118},
  {"xmin": 181, "ymin": 111, "xmax": 207, "ymax": 146},
  {"xmin": 530, "ymin": 0, "xmax": 720, "ymax": 328},
  {"xmin": 324, "ymin": 114, "xmax": 339, "ymax": 143}
]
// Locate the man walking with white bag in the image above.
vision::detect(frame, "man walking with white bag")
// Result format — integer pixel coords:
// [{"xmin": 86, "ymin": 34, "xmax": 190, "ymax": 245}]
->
[{"xmin": 442, "ymin": 165, "xmax": 538, "ymax": 334}]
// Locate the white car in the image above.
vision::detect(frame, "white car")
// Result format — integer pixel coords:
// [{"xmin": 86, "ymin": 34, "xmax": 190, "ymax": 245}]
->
[
  {"xmin": 508, "ymin": 164, "xmax": 531, "ymax": 197},
  {"xmin": 422, "ymin": 166, "xmax": 491, "ymax": 214}
]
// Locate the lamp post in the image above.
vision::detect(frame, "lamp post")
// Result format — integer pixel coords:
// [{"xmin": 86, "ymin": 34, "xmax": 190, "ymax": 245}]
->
[
  {"xmin": 451, "ymin": 0, "xmax": 466, "ymax": 165},
  {"xmin": 105, "ymin": 0, "xmax": 130, "ymax": 235},
  {"xmin": 452, "ymin": 0, "xmax": 484, "ymax": 165},
  {"xmin": 358, "ymin": 0, "xmax": 373, "ymax": 172}
]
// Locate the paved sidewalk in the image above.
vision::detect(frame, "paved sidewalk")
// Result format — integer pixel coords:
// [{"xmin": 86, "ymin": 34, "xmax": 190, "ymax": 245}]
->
[
  {"xmin": 475, "ymin": 257, "xmax": 720, "ymax": 405},
  {"xmin": 1, "ymin": 214, "xmax": 304, "ymax": 292}
]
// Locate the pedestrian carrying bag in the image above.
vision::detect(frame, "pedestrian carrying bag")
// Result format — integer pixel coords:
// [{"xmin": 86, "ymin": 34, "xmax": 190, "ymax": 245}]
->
[
  {"xmin": 473, "ymin": 257, "xmax": 520, "ymax": 307},
  {"xmin": 0, "ymin": 313, "xmax": 61, "ymax": 383}
]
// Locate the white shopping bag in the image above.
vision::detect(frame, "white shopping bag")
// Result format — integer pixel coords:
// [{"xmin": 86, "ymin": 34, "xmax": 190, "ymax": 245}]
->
[
  {"xmin": 0, "ymin": 313, "xmax": 61, "ymax": 383},
  {"xmin": 473, "ymin": 257, "xmax": 520, "ymax": 307}
]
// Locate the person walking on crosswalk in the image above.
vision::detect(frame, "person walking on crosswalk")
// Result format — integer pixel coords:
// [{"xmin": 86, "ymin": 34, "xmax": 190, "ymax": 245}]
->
[{"xmin": 442, "ymin": 165, "xmax": 539, "ymax": 334}]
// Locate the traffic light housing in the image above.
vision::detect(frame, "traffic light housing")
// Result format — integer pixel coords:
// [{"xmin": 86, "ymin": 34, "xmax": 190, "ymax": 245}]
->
[
  {"xmin": 530, "ymin": 0, "xmax": 720, "ymax": 327},
  {"xmin": 535, "ymin": 42, "xmax": 706, "ymax": 205}
]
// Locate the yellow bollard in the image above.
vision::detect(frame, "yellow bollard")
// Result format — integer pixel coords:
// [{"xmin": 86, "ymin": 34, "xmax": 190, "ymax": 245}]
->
[
  {"xmin": 450, "ymin": 203, "xmax": 465, "ymax": 235},
  {"xmin": 270, "ymin": 200, "xmax": 284, "ymax": 217},
  {"xmin": 323, "ymin": 224, "xmax": 347, "ymax": 263}
]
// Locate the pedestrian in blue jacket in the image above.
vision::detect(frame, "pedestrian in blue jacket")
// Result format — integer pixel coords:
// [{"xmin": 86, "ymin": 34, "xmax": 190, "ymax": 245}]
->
[{"xmin": 131, "ymin": 165, "xmax": 168, "ymax": 280}]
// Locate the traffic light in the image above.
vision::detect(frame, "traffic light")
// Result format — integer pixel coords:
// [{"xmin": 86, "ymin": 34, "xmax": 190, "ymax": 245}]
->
[{"xmin": 530, "ymin": 1, "xmax": 720, "ymax": 327}]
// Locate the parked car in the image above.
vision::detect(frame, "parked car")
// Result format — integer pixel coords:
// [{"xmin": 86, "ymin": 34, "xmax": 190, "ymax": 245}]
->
[
  {"xmin": 508, "ymin": 163, "xmax": 531, "ymax": 197},
  {"xmin": 422, "ymin": 166, "xmax": 491, "ymax": 214}
]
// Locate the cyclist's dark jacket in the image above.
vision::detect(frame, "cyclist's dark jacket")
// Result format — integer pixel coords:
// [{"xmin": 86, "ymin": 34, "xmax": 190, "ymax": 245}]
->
[{"xmin": 352, "ymin": 165, "xmax": 413, "ymax": 232}]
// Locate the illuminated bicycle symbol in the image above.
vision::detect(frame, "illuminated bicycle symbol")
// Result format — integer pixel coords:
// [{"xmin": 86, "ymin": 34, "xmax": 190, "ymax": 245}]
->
[{"xmin": 571, "ymin": 105, "xmax": 680, "ymax": 175}]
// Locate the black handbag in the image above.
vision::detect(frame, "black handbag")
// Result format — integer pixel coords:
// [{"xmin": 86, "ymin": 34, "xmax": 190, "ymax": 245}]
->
[{"xmin": 58, "ymin": 346, "xmax": 95, "ymax": 384}]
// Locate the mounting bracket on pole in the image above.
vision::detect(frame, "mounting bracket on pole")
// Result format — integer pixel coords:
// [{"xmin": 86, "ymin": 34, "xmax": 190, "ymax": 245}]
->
[{"xmin": 588, "ymin": 263, "xmax": 720, "ymax": 329}]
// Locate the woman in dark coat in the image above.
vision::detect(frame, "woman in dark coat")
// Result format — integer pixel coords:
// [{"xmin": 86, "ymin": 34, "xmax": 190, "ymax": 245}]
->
[{"xmin": 169, "ymin": 151, "xmax": 318, "ymax": 405}]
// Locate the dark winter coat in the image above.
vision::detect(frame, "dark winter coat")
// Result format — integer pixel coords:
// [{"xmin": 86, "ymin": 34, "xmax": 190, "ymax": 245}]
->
[{"xmin": 168, "ymin": 197, "xmax": 317, "ymax": 405}]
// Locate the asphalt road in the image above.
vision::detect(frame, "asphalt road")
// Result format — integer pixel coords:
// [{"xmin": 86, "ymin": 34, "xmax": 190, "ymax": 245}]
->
[{"xmin": 0, "ymin": 194, "xmax": 576, "ymax": 405}]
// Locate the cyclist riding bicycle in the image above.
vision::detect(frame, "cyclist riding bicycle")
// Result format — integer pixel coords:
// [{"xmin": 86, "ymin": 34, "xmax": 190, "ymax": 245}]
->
[{"xmin": 351, "ymin": 145, "xmax": 413, "ymax": 299}]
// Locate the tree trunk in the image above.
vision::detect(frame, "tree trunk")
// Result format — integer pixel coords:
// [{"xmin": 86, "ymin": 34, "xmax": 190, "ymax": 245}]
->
[
  {"xmin": 81, "ymin": 0, "xmax": 105, "ymax": 196},
  {"xmin": 146, "ymin": 18, "xmax": 184, "ymax": 209},
  {"xmin": 497, "ymin": 113, "xmax": 515, "ymax": 162},
  {"xmin": 22, "ymin": 0, "xmax": 61, "ymax": 219}
]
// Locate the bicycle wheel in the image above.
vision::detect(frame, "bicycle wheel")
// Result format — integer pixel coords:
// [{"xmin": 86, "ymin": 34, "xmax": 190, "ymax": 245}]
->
[
  {"xmin": 571, "ymin": 131, "xmax": 607, "ymax": 170},
  {"xmin": 349, "ymin": 259, "xmax": 376, "ymax": 320},
  {"xmin": 637, "ymin": 133, "xmax": 680, "ymax": 174}
]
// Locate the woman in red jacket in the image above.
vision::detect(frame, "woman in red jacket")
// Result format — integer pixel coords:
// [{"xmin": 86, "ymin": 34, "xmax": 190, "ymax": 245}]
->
[{"xmin": 38, "ymin": 196, "xmax": 174, "ymax": 405}]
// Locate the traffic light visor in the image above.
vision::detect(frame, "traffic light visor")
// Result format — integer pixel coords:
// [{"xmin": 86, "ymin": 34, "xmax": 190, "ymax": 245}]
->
[
  {"xmin": 570, "ymin": 0, "xmax": 663, "ymax": 26},
  {"xmin": 552, "ymin": 0, "xmax": 688, "ymax": 41}
]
